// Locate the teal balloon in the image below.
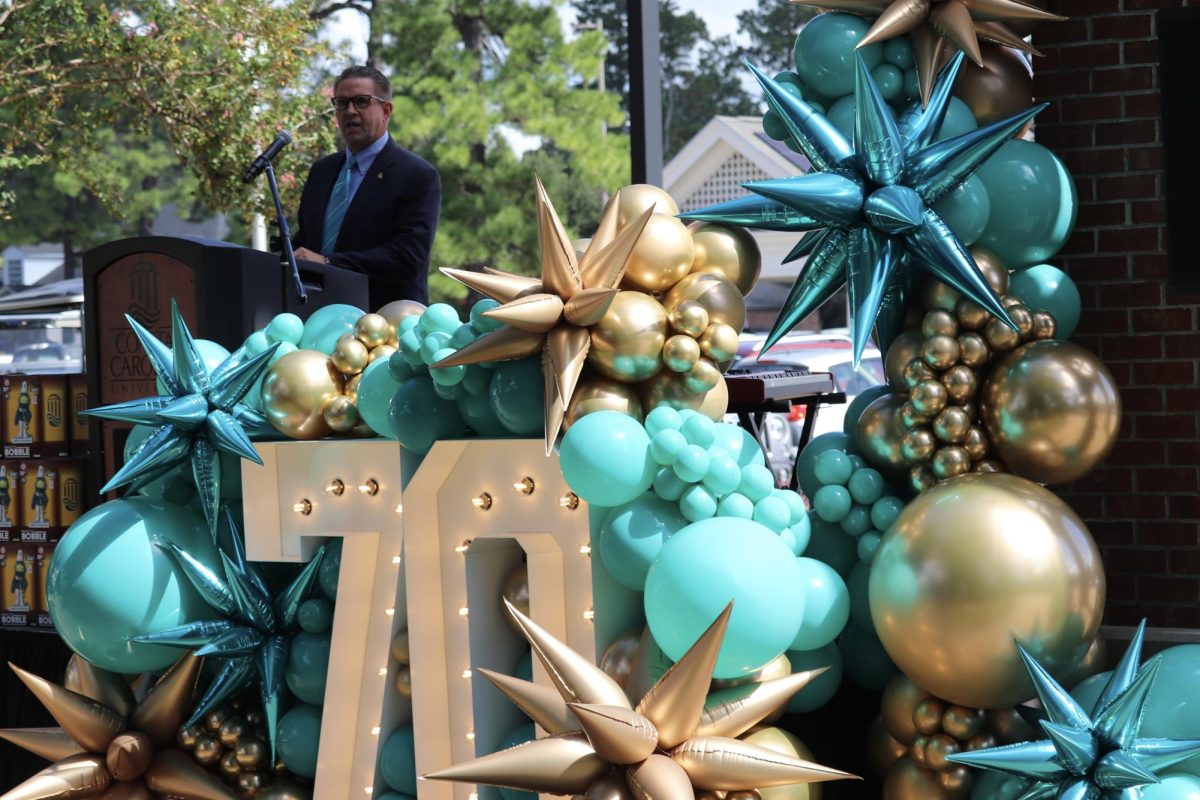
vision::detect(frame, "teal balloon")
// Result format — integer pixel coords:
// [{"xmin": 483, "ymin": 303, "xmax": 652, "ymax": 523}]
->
[
  {"xmin": 738, "ymin": 464, "xmax": 776, "ymax": 503},
  {"xmin": 497, "ymin": 725, "xmax": 538, "ymax": 800},
  {"xmin": 560, "ymin": 411, "xmax": 655, "ymax": 507},
  {"xmin": 785, "ymin": 642, "xmax": 843, "ymax": 713},
  {"xmin": 298, "ymin": 304, "xmax": 364, "ymax": 354},
  {"xmin": 419, "ymin": 332, "xmax": 452, "ymax": 366},
  {"xmin": 298, "ymin": 598, "xmax": 333, "ymax": 634},
  {"xmin": 398, "ymin": 315, "xmax": 421, "ymax": 335},
  {"xmin": 839, "ymin": 504, "xmax": 872, "ymax": 537},
  {"xmin": 277, "ymin": 703, "xmax": 323, "ymax": 778},
  {"xmin": 645, "ymin": 406, "xmax": 683, "ymax": 436},
  {"xmin": 514, "ymin": 649, "xmax": 533, "ymax": 681},
  {"xmin": 790, "ymin": 506, "xmax": 812, "ymax": 554},
  {"xmin": 847, "ymin": 562, "xmax": 874, "ymax": 635},
  {"xmin": 155, "ymin": 339, "xmax": 228, "ymax": 395},
  {"xmin": 679, "ymin": 484, "xmax": 718, "ymax": 522},
  {"xmin": 489, "ymin": 358, "xmax": 544, "ymax": 436},
  {"xmin": 318, "ymin": 538, "xmax": 342, "ymax": 601},
  {"xmin": 1010, "ymin": 263, "xmax": 1081, "ymax": 339},
  {"xmin": 847, "ymin": 468, "xmax": 884, "ymax": 505},
  {"xmin": 932, "ymin": 173, "xmax": 991, "ymax": 246},
  {"xmin": 753, "ymin": 495, "xmax": 791, "ymax": 532},
  {"xmin": 1140, "ymin": 774, "xmax": 1200, "ymax": 799},
  {"xmin": 872, "ymin": 63, "xmax": 903, "ymax": 101},
  {"xmin": 702, "ymin": 449, "xmax": 742, "ymax": 496},
  {"xmin": 599, "ymin": 493, "xmax": 689, "ymax": 591},
  {"xmin": 825, "ymin": 94, "xmax": 858, "ymax": 140},
  {"xmin": 883, "ymin": 38, "xmax": 914, "ymax": 70},
  {"xmin": 856, "ymin": 531, "xmax": 882, "ymax": 564},
  {"xmin": 460, "ymin": 364, "xmax": 493, "ymax": 396},
  {"xmin": 419, "ymin": 303, "xmax": 462, "ymax": 335},
  {"xmin": 870, "ymin": 496, "xmax": 905, "ymax": 532},
  {"xmin": 843, "ymin": 385, "xmax": 891, "ymax": 437},
  {"xmin": 793, "ymin": 12, "xmax": 883, "ymax": 97},
  {"xmin": 450, "ymin": 323, "xmax": 477, "ymax": 349},
  {"xmin": 971, "ymin": 772, "xmax": 1031, "ymax": 800},
  {"xmin": 285, "ymin": 631, "xmax": 331, "ymax": 705},
  {"xmin": 975, "ymin": 139, "xmax": 1078, "ymax": 267},
  {"xmin": 763, "ymin": 110, "xmax": 789, "ymax": 141},
  {"xmin": 717, "ymin": 492, "xmax": 754, "ymax": 519},
  {"xmin": 775, "ymin": 489, "xmax": 808, "ymax": 527},
  {"xmin": 673, "ymin": 444, "xmax": 710, "ymax": 483},
  {"xmin": 243, "ymin": 330, "xmax": 272, "ymax": 356},
  {"xmin": 813, "ymin": 485, "xmax": 852, "ymax": 522},
  {"xmin": 644, "ymin": 517, "xmax": 806, "ymax": 679},
  {"xmin": 456, "ymin": 391, "xmax": 509, "ymax": 436},
  {"xmin": 840, "ymin": 622, "xmax": 898, "ymax": 689},
  {"xmin": 790, "ymin": 557, "xmax": 850, "ymax": 651},
  {"xmin": 680, "ymin": 414, "xmax": 715, "ymax": 447},
  {"xmin": 47, "ymin": 497, "xmax": 218, "ymax": 673},
  {"xmin": 470, "ymin": 299, "xmax": 504, "ymax": 333},
  {"xmin": 380, "ymin": 724, "xmax": 417, "ymax": 794},
  {"xmin": 376, "ymin": 795, "xmax": 416, "ymax": 800},
  {"xmin": 653, "ymin": 467, "xmax": 688, "ymax": 502},
  {"xmin": 388, "ymin": 377, "xmax": 468, "ymax": 454},
  {"xmin": 814, "ymin": 449, "xmax": 853, "ymax": 486},
  {"xmin": 1136, "ymin": 644, "xmax": 1200, "ymax": 776},
  {"xmin": 124, "ymin": 425, "xmax": 194, "ymax": 504},
  {"xmin": 936, "ymin": 97, "xmax": 978, "ymax": 142},
  {"xmin": 265, "ymin": 312, "xmax": 305, "ymax": 345},
  {"xmin": 1070, "ymin": 669, "xmax": 1109, "ymax": 715},
  {"xmin": 795, "ymin": 432, "xmax": 857, "ymax": 498},
  {"xmin": 902, "ymin": 68, "xmax": 919, "ymax": 102},
  {"xmin": 650, "ymin": 428, "xmax": 688, "ymax": 465},
  {"xmin": 356, "ymin": 359, "xmax": 400, "ymax": 438},
  {"xmin": 804, "ymin": 514, "xmax": 857, "ymax": 578},
  {"xmin": 430, "ymin": 349, "xmax": 466, "ymax": 386},
  {"xmin": 713, "ymin": 422, "xmax": 765, "ymax": 468}
]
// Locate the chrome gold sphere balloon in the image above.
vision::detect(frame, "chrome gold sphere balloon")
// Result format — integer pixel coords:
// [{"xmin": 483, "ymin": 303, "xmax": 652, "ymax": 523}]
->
[
  {"xmin": 390, "ymin": 629, "xmax": 409, "ymax": 664},
  {"xmin": 662, "ymin": 334, "xmax": 701, "ymax": 373},
  {"xmin": 502, "ymin": 564, "xmax": 531, "ymax": 624},
  {"xmin": 940, "ymin": 365, "xmax": 977, "ymax": 406},
  {"xmin": 639, "ymin": 370, "xmax": 704, "ymax": 414},
  {"xmin": 220, "ymin": 749, "xmax": 242, "ymax": 778},
  {"xmin": 885, "ymin": 330, "xmax": 924, "ymax": 391},
  {"xmin": 956, "ymin": 332, "xmax": 989, "ymax": 369},
  {"xmin": 331, "ymin": 335, "xmax": 370, "ymax": 376},
  {"xmin": 1000, "ymin": 293, "xmax": 1024, "ymax": 309},
  {"xmin": 205, "ymin": 708, "xmax": 231, "ymax": 733},
  {"xmin": 178, "ymin": 724, "xmax": 202, "ymax": 750},
  {"xmin": 966, "ymin": 731, "xmax": 997, "ymax": 752},
  {"xmin": 1008, "ymin": 305, "xmax": 1034, "ymax": 340},
  {"xmin": 856, "ymin": 394, "xmax": 910, "ymax": 480},
  {"xmin": 369, "ymin": 343, "xmax": 397, "ymax": 364},
  {"xmin": 238, "ymin": 771, "xmax": 268, "ymax": 795},
  {"xmin": 867, "ymin": 716, "xmax": 909, "ymax": 777},
  {"xmin": 586, "ymin": 775, "xmax": 636, "ymax": 800},
  {"xmin": 669, "ymin": 300, "xmax": 710, "ymax": 337},
  {"xmin": 938, "ymin": 765, "xmax": 972, "ymax": 795},
  {"xmin": 616, "ymin": 183, "xmax": 680, "ymax": 227},
  {"xmin": 1031, "ymin": 309, "xmax": 1057, "ymax": 340},
  {"xmin": 921, "ymin": 310, "xmax": 959, "ymax": 339},
  {"xmin": 697, "ymin": 374, "xmax": 729, "ymax": 421},
  {"xmin": 600, "ymin": 632, "xmax": 642, "ymax": 690},
  {"xmin": 968, "ymin": 246, "xmax": 1010, "ymax": 294},
  {"xmin": 884, "ymin": 757, "xmax": 953, "ymax": 800},
  {"xmin": 901, "ymin": 428, "xmax": 936, "ymax": 464},
  {"xmin": 662, "ymin": 272, "xmax": 746, "ymax": 334},
  {"xmin": 902, "ymin": 357, "xmax": 936, "ymax": 391},
  {"xmin": 588, "ymin": 291, "xmax": 668, "ymax": 383},
  {"xmin": 932, "ymin": 406, "xmax": 971, "ymax": 444},
  {"xmin": 193, "ymin": 734, "xmax": 222, "ymax": 766},
  {"xmin": 258, "ymin": 781, "xmax": 311, "ymax": 800},
  {"xmin": 218, "ymin": 716, "xmax": 248, "ymax": 748},
  {"xmin": 953, "ymin": 297, "xmax": 988, "ymax": 332},
  {"xmin": 961, "ymin": 426, "xmax": 989, "ymax": 461},
  {"xmin": 987, "ymin": 707, "xmax": 1037, "ymax": 745},
  {"xmin": 919, "ymin": 278, "xmax": 961, "ymax": 313},
  {"xmin": 688, "ymin": 221, "xmax": 762, "ymax": 295},
  {"xmin": 881, "ymin": 677, "xmax": 932, "ymax": 745},
  {"xmin": 354, "ymin": 313, "xmax": 392, "ymax": 349},
  {"xmin": 394, "ymin": 665, "xmax": 412, "ymax": 699},
  {"xmin": 697, "ymin": 322, "xmax": 739, "ymax": 363},
  {"xmin": 870, "ymin": 473, "xmax": 1105, "ymax": 708},
  {"xmin": 343, "ymin": 373, "xmax": 362, "ymax": 401},
  {"xmin": 912, "ymin": 698, "xmax": 945, "ymax": 737},
  {"xmin": 910, "ymin": 736, "xmax": 930, "ymax": 769},
  {"xmin": 974, "ymin": 458, "xmax": 1004, "ymax": 473},
  {"xmin": 931, "ymin": 445, "xmax": 971, "ymax": 479},
  {"xmin": 984, "ymin": 317, "xmax": 1021, "ymax": 353},
  {"xmin": 684, "ymin": 358, "xmax": 721, "ymax": 395},
  {"xmin": 909, "ymin": 466, "xmax": 937, "ymax": 494},
  {"xmin": 921, "ymin": 335, "xmax": 960, "ymax": 371},
  {"xmin": 565, "ymin": 377, "xmax": 645, "ymax": 430},
  {"xmin": 909, "ymin": 380, "xmax": 948, "ymax": 418},
  {"xmin": 924, "ymin": 734, "xmax": 961, "ymax": 771},
  {"xmin": 377, "ymin": 299, "xmax": 427, "ymax": 334},
  {"xmin": 621, "ymin": 212, "xmax": 695, "ymax": 293},
  {"xmin": 1065, "ymin": 634, "xmax": 1108, "ymax": 689},
  {"xmin": 323, "ymin": 395, "xmax": 359, "ymax": 433},
  {"xmin": 899, "ymin": 401, "xmax": 927, "ymax": 429},
  {"xmin": 235, "ymin": 737, "xmax": 269, "ymax": 770},
  {"xmin": 981, "ymin": 340, "xmax": 1121, "ymax": 485},
  {"xmin": 941, "ymin": 706, "xmax": 985, "ymax": 742},
  {"xmin": 262, "ymin": 350, "xmax": 345, "ymax": 440}
]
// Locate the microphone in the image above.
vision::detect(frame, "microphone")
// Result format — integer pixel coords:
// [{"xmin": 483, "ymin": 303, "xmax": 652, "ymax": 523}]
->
[{"xmin": 242, "ymin": 130, "xmax": 292, "ymax": 183}]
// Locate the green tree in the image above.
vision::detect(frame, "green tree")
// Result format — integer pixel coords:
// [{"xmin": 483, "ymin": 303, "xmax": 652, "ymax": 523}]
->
[{"xmin": 736, "ymin": 0, "xmax": 817, "ymax": 75}]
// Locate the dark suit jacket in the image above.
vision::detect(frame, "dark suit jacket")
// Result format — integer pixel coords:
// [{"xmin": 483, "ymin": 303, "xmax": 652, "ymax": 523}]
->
[{"xmin": 292, "ymin": 137, "xmax": 441, "ymax": 309}]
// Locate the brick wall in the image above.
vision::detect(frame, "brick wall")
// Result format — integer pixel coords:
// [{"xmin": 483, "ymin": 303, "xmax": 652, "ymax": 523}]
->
[{"xmin": 1032, "ymin": 0, "xmax": 1200, "ymax": 628}]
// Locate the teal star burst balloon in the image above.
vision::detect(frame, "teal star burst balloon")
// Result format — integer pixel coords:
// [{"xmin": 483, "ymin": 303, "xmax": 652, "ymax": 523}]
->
[
  {"xmin": 84, "ymin": 299, "xmax": 278, "ymax": 538},
  {"xmin": 681, "ymin": 51, "xmax": 1048, "ymax": 365},
  {"xmin": 948, "ymin": 621, "xmax": 1200, "ymax": 800},
  {"xmin": 134, "ymin": 508, "xmax": 325, "ymax": 761}
]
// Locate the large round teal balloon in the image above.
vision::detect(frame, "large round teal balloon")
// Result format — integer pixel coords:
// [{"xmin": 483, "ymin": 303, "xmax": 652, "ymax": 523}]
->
[
  {"xmin": 644, "ymin": 517, "xmax": 806, "ymax": 679},
  {"xmin": 456, "ymin": 390, "xmax": 509, "ymax": 436},
  {"xmin": 713, "ymin": 422, "xmax": 765, "ymax": 468},
  {"xmin": 840, "ymin": 622, "xmax": 898, "ymax": 690},
  {"xmin": 265, "ymin": 313, "xmax": 305, "ymax": 345},
  {"xmin": 497, "ymin": 724, "xmax": 537, "ymax": 800},
  {"xmin": 975, "ymin": 139, "xmax": 1077, "ymax": 267},
  {"xmin": 970, "ymin": 772, "xmax": 1031, "ymax": 800},
  {"xmin": 489, "ymin": 357, "xmax": 544, "ymax": 436},
  {"xmin": 278, "ymin": 703, "xmax": 322, "ymax": 778},
  {"xmin": 935, "ymin": 97, "xmax": 978, "ymax": 142},
  {"xmin": 1009, "ymin": 263, "xmax": 1081, "ymax": 340},
  {"xmin": 785, "ymin": 642, "xmax": 843, "ymax": 713},
  {"xmin": 318, "ymin": 538, "xmax": 342, "ymax": 601},
  {"xmin": 388, "ymin": 376, "xmax": 468, "ymax": 454},
  {"xmin": 847, "ymin": 561, "xmax": 874, "ymax": 635},
  {"xmin": 48, "ymin": 497, "xmax": 219, "ymax": 673},
  {"xmin": 803, "ymin": 514, "xmax": 858, "ymax": 578},
  {"xmin": 356, "ymin": 358, "xmax": 400, "ymax": 438},
  {"xmin": 155, "ymin": 339, "xmax": 229, "ymax": 395},
  {"xmin": 933, "ymin": 173, "xmax": 991, "ymax": 246},
  {"xmin": 285, "ymin": 630, "xmax": 332, "ymax": 705},
  {"xmin": 599, "ymin": 493, "xmax": 689, "ymax": 591},
  {"xmin": 1137, "ymin": 644, "xmax": 1200, "ymax": 776},
  {"xmin": 298, "ymin": 304, "xmax": 365, "ymax": 354},
  {"xmin": 795, "ymin": 432, "xmax": 857, "ymax": 499},
  {"xmin": 793, "ymin": 13, "xmax": 883, "ymax": 98},
  {"xmin": 560, "ymin": 411, "xmax": 655, "ymax": 507},
  {"xmin": 380, "ymin": 724, "xmax": 417, "ymax": 794},
  {"xmin": 1142, "ymin": 774, "xmax": 1200, "ymax": 799},
  {"xmin": 790, "ymin": 557, "xmax": 850, "ymax": 651},
  {"xmin": 124, "ymin": 425, "xmax": 194, "ymax": 505}
]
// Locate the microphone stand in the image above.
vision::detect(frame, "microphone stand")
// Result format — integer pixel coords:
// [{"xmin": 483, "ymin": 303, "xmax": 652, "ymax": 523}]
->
[{"xmin": 263, "ymin": 160, "xmax": 308, "ymax": 304}]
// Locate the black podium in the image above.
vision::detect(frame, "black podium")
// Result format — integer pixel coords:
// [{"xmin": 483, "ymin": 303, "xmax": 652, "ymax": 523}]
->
[{"xmin": 82, "ymin": 236, "xmax": 369, "ymax": 490}]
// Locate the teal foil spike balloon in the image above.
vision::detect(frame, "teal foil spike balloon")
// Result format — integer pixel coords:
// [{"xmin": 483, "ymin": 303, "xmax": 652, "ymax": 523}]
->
[
  {"xmin": 134, "ymin": 507, "xmax": 325, "ymax": 762},
  {"xmin": 83, "ymin": 299, "xmax": 278, "ymax": 538},
  {"xmin": 948, "ymin": 621, "xmax": 1200, "ymax": 799},
  {"xmin": 681, "ymin": 52, "xmax": 1046, "ymax": 367}
]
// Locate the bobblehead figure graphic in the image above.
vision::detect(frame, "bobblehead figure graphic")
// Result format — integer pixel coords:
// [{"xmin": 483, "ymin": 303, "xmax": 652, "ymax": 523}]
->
[
  {"xmin": 0, "ymin": 465, "xmax": 10, "ymax": 525},
  {"xmin": 13, "ymin": 380, "xmax": 32, "ymax": 442},
  {"xmin": 29, "ymin": 465, "xmax": 49, "ymax": 527}
]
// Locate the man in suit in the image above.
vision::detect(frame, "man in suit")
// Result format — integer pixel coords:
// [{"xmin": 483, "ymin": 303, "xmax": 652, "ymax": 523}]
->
[{"xmin": 292, "ymin": 65, "xmax": 441, "ymax": 309}]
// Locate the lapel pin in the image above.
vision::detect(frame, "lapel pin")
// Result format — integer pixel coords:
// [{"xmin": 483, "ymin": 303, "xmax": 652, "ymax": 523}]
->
[{"xmin": 377, "ymin": 172, "xmax": 383, "ymax": 179}]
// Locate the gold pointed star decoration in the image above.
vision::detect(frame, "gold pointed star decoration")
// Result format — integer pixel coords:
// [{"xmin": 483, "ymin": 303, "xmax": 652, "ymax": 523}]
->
[
  {"xmin": 424, "ymin": 601, "xmax": 858, "ymax": 798},
  {"xmin": 0, "ymin": 654, "xmax": 236, "ymax": 800},
  {"xmin": 793, "ymin": 0, "xmax": 1065, "ymax": 104},
  {"xmin": 434, "ymin": 178, "xmax": 654, "ymax": 454}
]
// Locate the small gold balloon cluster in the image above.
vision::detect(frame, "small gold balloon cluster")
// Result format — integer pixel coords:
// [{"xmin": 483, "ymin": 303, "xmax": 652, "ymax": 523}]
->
[
  {"xmin": 390, "ymin": 628, "xmax": 411, "ymax": 700},
  {"xmin": 890, "ymin": 254, "xmax": 1057, "ymax": 494},
  {"xmin": 325, "ymin": 310, "xmax": 405, "ymax": 434},
  {"xmin": 178, "ymin": 702, "xmax": 310, "ymax": 800}
]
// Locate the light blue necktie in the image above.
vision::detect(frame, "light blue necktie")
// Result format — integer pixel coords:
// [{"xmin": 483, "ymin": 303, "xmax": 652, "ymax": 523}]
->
[{"xmin": 321, "ymin": 155, "xmax": 357, "ymax": 255}]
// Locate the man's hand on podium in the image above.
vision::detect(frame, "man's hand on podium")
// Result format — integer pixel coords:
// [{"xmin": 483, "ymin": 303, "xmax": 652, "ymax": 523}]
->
[{"xmin": 294, "ymin": 246, "xmax": 328, "ymax": 264}]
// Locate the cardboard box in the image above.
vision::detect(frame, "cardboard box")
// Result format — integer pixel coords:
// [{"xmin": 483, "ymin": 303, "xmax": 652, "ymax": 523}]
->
[
  {"xmin": 18, "ymin": 461, "xmax": 57, "ymax": 544},
  {"xmin": 0, "ymin": 461, "xmax": 19, "ymax": 541},
  {"xmin": 0, "ymin": 542, "xmax": 35, "ymax": 626}
]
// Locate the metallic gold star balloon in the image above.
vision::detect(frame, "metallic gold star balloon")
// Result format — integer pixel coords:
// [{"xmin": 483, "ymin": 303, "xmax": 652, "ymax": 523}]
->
[
  {"xmin": 132, "ymin": 508, "xmax": 324, "ymax": 762},
  {"xmin": 948, "ymin": 621, "xmax": 1200, "ymax": 800},
  {"xmin": 83, "ymin": 300, "xmax": 278, "ymax": 539},
  {"xmin": 681, "ymin": 52, "xmax": 1044, "ymax": 364},
  {"xmin": 0, "ymin": 653, "xmax": 237, "ymax": 800},
  {"xmin": 425, "ymin": 602, "xmax": 857, "ymax": 798},
  {"xmin": 792, "ymin": 0, "xmax": 1064, "ymax": 104},
  {"xmin": 435, "ymin": 179, "xmax": 654, "ymax": 453}
]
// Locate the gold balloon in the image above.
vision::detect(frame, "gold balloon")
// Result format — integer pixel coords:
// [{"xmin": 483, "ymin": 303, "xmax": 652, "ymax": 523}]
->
[
  {"xmin": 866, "ymin": 716, "xmax": 907, "ymax": 777},
  {"xmin": 639, "ymin": 370, "xmax": 704, "ymax": 414},
  {"xmin": 883, "ymin": 757, "xmax": 952, "ymax": 800},
  {"xmin": 931, "ymin": 446, "xmax": 971, "ymax": 480},
  {"xmin": 986, "ymin": 707, "xmax": 1037, "ymax": 745},
  {"xmin": 106, "ymin": 731, "xmax": 154, "ymax": 781},
  {"xmin": 600, "ymin": 633, "xmax": 642, "ymax": 690},
  {"xmin": 999, "ymin": 294, "xmax": 1024, "ymax": 310},
  {"xmin": 973, "ymin": 459, "xmax": 1004, "ymax": 473},
  {"xmin": 923, "ymin": 734, "xmax": 960, "ymax": 771},
  {"xmin": 912, "ymin": 699, "xmax": 945, "ymax": 737},
  {"xmin": 885, "ymin": 331, "xmax": 924, "ymax": 391},
  {"xmin": 932, "ymin": 407, "xmax": 970, "ymax": 444},
  {"xmin": 586, "ymin": 774, "xmax": 636, "ymax": 800},
  {"xmin": 909, "ymin": 466, "xmax": 937, "ymax": 494},
  {"xmin": 969, "ymin": 246, "xmax": 1010, "ymax": 295},
  {"xmin": 688, "ymin": 221, "xmax": 763, "ymax": 296},
  {"xmin": 871, "ymin": 473, "xmax": 1106, "ymax": 708},
  {"xmin": 901, "ymin": 428, "xmax": 936, "ymax": 464},
  {"xmin": 965, "ymin": 731, "xmax": 996, "ymax": 752},
  {"xmin": 940, "ymin": 365, "xmax": 977, "ymax": 406},
  {"xmin": 698, "ymin": 374, "xmax": 729, "ymax": 421},
  {"xmin": 980, "ymin": 341, "xmax": 1122, "ymax": 485},
  {"xmin": 921, "ymin": 335, "xmax": 959, "ymax": 371},
  {"xmin": 670, "ymin": 301, "xmax": 710, "ymax": 337},
  {"xmin": 193, "ymin": 735, "xmax": 222, "ymax": 766},
  {"xmin": 909, "ymin": 380, "xmax": 948, "ymax": 418},
  {"xmin": 910, "ymin": 736, "xmax": 929, "ymax": 769},
  {"xmin": 354, "ymin": 313, "xmax": 392, "ymax": 349},
  {"xmin": 921, "ymin": 310, "xmax": 959, "ymax": 339},
  {"xmin": 343, "ymin": 372, "xmax": 362, "ymax": 401},
  {"xmin": 376, "ymin": 299, "xmax": 427, "ymax": 333},
  {"xmin": 238, "ymin": 771, "xmax": 268, "ymax": 795},
  {"xmin": 322, "ymin": 395, "xmax": 359, "ymax": 433},
  {"xmin": 220, "ymin": 749, "xmax": 242, "ymax": 778},
  {"xmin": 937, "ymin": 765, "xmax": 973, "ymax": 795},
  {"xmin": 394, "ymin": 665, "xmax": 412, "ymax": 699},
  {"xmin": 218, "ymin": 716, "xmax": 248, "ymax": 748},
  {"xmin": 235, "ymin": 737, "xmax": 268, "ymax": 771},
  {"xmin": 177, "ymin": 725, "xmax": 201, "ymax": 751},
  {"xmin": 261, "ymin": 350, "xmax": 345, "ymax": 440},
  {"xmin": 391, "ymin": 629, "xmax": 410, "ymax": 664},
  {"xmin": 953, "ymin": 44, "xmax": 1034, "ymax": 127},
  {"xmin": 257, "ymin": 780, "xmax": 310, "ymax": 799},
  {"xmin": 902, "ymin": 358, "xmax": 936, "ymax": 391},
  {"xmin": 588, "ymin": 291, "xmax": 668, "ymax": 383},
  {"xmin": 1031, "ymin": 310, "xmax": 1057, "ymax": 340},
  {"xmin": 331, "ymin": 336, "xmax": 370, "ymax": 376},
  {"xmin": 698, "ymin": 323, "xmax": 739, "ymax": 363},
  {"xmin": 565, "ymin": 377, "xmax": 645, "ymax": 430},
  {"xmin": 856, "ymin": 394, "xmax": 910, "ymax": 480},
  {"xmin": 742, "ymin": 727, "xmax": 820, "ymax": 800},
  {"xmin": 983, "ymin": 317, "xmax": 1020, "ymax": 353},
  {"xmin": 919, "ymin": 277, "xmax": 960, "ymax": 313},
  {"xmin": 663, "ymin": 272, "xmax": 746, "ymax": 335},
  {"xmin": 205, "ymin": 708, "xmax": 230, "ymax": 734},
  {"xmin": 941, "ymin": 707, "xmax": 985, "ymax": 742},
  {"xmin": 953, "ymin": 298, "xmax": 988, "ymax": 332},
  {"xmin": 1008, "ymin": 305, "xmax": 1034, "ymax": 340},
  {"xmin": 368, "ymin": 343, "xmax": 397, "ymax": 363},
  {"xmin": 961, "ymin": 426, "xmax": 989, "ymax": 462},
  {"xmin": 956, "ymin": 332, "xmax": 989, "ymax": 369},
  {"xmin": 502, "ymin": 564, "xmax": 531, "ymax": 626},
  {"xmin": 616, "ymin": 183, "xmax": 680, "ymax": 228},
  {"xmin": 684, "ymin": 359, "xmax": 721, "ymax": 394},
  {"xmin": 620, "ymin": 213, "xmax": 695, "ymax": 293},
  {"xmin": 1065, "ymin": 635, "xmax": 1108, "ymax": 689},
  {"xmin": 662, "ymin": 335, "xmax": 702, "ymax": 373},
  {"xmin": 899, "ymin": 402, "xmax": 927, "ymax": 430},
  {"xmin": 881, "ymin": 677, "xmax": 931, "ymax": 746}
]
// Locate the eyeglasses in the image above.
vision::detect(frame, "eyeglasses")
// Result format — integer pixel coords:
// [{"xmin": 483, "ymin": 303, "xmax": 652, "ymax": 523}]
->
[{"xmin": 331, "ymin": 94, "xmax": 388, "ymax": 111}]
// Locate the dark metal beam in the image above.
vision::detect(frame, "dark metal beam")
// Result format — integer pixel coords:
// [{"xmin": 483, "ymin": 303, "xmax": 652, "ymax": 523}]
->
[{"xmin": 627, "ymin": 0, "xmax": 663, "ymax": 186}]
